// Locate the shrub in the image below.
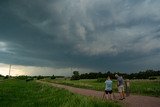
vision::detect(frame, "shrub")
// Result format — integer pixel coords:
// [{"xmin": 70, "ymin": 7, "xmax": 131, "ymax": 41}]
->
[
  {"xmin": 37, "ymin": 75, "xmax": 44, "ymax": 80},
  {"xmin": 16, "ymin": 76, "xmax": 28, "ymax": 80},
  {"xmin": 4, "ymin": 75, "xmax": 10, "ymax": 79},
  {"xmin": 149, "ymin": 77, "xmax": 157, "ymax": 80},
  {"xmin": 26, "ymin": 78, "xmax": 34, "ymax": 82}
]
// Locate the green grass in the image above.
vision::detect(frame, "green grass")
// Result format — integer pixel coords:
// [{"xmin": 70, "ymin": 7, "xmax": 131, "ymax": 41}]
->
[
  {"xmin": 44, "ymin": 78, "xmax": 160, "ymax": 97},
  {"xmin": 130, "ymin": 80, "xmax": 160, "ymax": 97},
  {"xmin": 44, "ymin": 79, "xmax": 109, "ymax": 91},
  {"xmin": 0, "ymin": 79, "xmax": 121, "ymax": 107}
]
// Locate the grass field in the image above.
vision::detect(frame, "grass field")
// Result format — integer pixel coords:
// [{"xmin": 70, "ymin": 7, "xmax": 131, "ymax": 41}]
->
[
  {"xmin": 0, "ymin": 79, "xmax": 121, "ymax": 107},
  {"xmin": 44, "ymin": 78, "xmax": 160, "ymax": 97}
]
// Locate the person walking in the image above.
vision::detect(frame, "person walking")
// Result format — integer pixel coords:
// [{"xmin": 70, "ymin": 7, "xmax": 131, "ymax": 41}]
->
[{"xmin": 115, "ymin": 74, "xmax": 125, "ymax": 100}]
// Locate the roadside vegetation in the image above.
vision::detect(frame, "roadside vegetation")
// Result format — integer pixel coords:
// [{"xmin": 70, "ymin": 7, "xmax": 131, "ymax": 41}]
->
[
  {"xmin": 41, "ymin": 70, "xmax": 160, "ymax": 97},
  {"xmin": 44, "ymin": 78, "xmax": 160, "ymax": 97},
  {"xmin": 0, "ymin": 79, "xmax": 121, "ymax": 107}
]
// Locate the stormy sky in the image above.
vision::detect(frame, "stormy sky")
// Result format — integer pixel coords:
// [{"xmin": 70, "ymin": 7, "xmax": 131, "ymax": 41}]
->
[{"xmin": 0, "ymin": 0, "xmax": 160, "ymax": 76}]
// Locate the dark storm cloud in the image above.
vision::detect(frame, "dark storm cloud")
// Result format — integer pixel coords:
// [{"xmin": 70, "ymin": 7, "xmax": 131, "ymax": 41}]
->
[{"xmin": 0, "ymin": 0, "xmax": 160, "ymax": 72}]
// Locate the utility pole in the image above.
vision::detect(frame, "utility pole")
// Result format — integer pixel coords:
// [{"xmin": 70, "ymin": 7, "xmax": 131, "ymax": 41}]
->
[
  {"xmin": 8, "ymin": 53, "xmax": 14, "ymax": 77},
  {"xmin": 9, "ymin": 64, "xmax": 11, "ymax": 76},
  {"xmin": 70, "ymin": 67, "xmax": 73, "ymax": 77}
]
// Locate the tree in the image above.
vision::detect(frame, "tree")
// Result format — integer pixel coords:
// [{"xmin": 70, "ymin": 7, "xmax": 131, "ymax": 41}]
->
[
  {"xmin": 71, "ymin": 71, "xmax": 80, "ymax": 80},
  {"xmin": 51, "ymin": 75, "xmax": 56, "ymax": 79}
]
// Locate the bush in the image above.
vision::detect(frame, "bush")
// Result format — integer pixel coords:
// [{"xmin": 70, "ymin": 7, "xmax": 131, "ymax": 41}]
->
[
  {"xmin": 26, "ymin": 78, "xmax": 34, "ymax": 82},
  {"xmin": 71, "ymin": 75, "xmax": 80, "ymax": 80},
  {"xmin": 4, "ymin": 75, "xmax": 10, "ymax": 79},
  {"xmin": 149, "ymin": 77, "xmax": 157, "ymax": 80},
  {"xmin": 37, "ymin": 75, "xmax": 44, "ymax": 80},
  {"xmin": 16, "ymin": 76, "xmax": 28, "ymax": 80},
  {"xmin": 51, "ymin": 75, "xmax": 56, "ymax": 79},
  {"xmin": 0, "ymin": 74, "xmax": 4, "ymax": 77}
]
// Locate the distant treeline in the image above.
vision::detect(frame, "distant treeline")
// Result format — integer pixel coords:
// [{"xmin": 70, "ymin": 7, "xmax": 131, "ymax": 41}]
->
[
  {"xmin": 1, "ymin": 75, "xmax": 61, "ymax": 81},
  {"xmin": 79, "ymin": 70, "xmax": 160, "ymax": 79},
  {"xmin": 1, "ymin": 70, "xmax": 160, "ymax": 80}
]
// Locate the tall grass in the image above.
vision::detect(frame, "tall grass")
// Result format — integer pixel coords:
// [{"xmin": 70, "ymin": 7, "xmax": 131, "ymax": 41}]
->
[
  {"xmin": 130, "ymin": 80, "xmax": 160, "ymax": 97},
  {"xmin": 0, "ymin": 79, "xmax": 121, "ymax": 107},
  {"xmin": 44, "ymin": 78, "xmax": 160, "ymax": 97}
]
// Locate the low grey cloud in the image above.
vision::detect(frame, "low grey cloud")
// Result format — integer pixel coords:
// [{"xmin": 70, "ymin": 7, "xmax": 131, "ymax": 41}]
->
[{"xmin": 0, "ymin": 0, "xmax": 160, "ymax": 73}]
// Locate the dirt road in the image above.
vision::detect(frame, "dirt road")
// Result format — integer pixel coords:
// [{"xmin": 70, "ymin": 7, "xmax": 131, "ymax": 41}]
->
[{"xmin": 38, "ymin": 81, "xmax": 160, "ymax": 107}]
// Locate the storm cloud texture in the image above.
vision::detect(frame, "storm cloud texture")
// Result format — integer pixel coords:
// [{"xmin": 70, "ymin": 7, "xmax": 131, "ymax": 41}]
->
[{"xmin": 0, "ymin": 0, "xmax": 160, "ymax": 74}]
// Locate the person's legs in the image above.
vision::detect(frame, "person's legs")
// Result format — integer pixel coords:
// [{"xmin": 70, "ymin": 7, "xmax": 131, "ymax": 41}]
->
[
  {"xmin": 106, "ymin": 91, "xmax": 110, "ymax": 99},
  {"xmin": 118, "ymin": 86, "xmax": 123, "ymax": 99},
  {"xmin": 118, "ymin": 86, "xmax": 125, "ymax": 100},
  {"xmin": 110, "ymin": 93, "xmax": 113, "ymax": 100},
  {"xmin": 122, "ymin": 86, "xmax": 125, "ymax": 99},
  {"xmin": 122, "ymin": 91, "xmax": 125, "ymax": 99},
  {"xmin": 128, "ymin": 87, "xmax": 130, "ymax": 96},
  {"xmin": 126, "ymin": 86, "xmax": 130, "ymax": 97},
  {"xmin": 104, "ymin": 90, "xmax": 109, "ymax": 100},
  {"xmin": 109, "ymin": 90, "xmax": 113, "ymax": 100},
  {"xmin": 119, "ymin": 92, "xmax": 123, "ymax": 99}
]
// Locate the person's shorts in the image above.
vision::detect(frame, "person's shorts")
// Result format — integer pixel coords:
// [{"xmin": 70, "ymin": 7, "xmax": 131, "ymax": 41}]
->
[
  {"xmin": 105, "ymin": 90, "xmax": 112, "ymax": 94},
  {"xmin": 118, "ymin": 85, "xmax": 124, "ymax": 92}
]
